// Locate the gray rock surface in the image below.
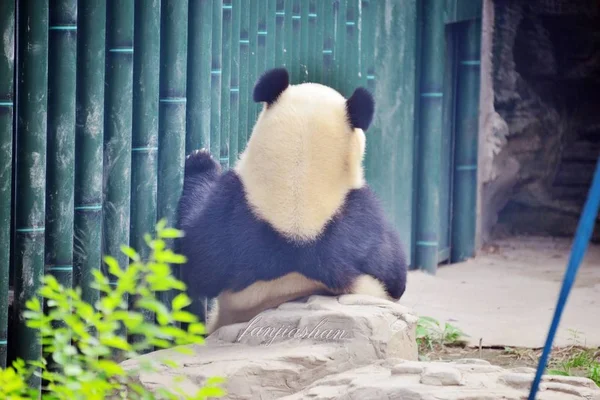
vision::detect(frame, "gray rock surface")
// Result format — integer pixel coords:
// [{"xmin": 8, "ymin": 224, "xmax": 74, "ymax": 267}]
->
[
  {"xmin": 482, "ymin": 0, "xmax": 600, "ymax": 242},
  {"xmin": 122, "ymin": 294, "xmax": 600, "ymax": 399}
]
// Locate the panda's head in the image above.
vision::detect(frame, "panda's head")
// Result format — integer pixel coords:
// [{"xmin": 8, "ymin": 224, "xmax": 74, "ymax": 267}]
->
[{"xmin": 235, "ymin": 67, "xmax": 375, "ymax": 243}]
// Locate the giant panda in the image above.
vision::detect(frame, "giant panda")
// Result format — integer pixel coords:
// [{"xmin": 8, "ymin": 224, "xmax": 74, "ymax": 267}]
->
[{"xmin": 175, "ymin": 67, "xmax": 407, "ymax": 334}]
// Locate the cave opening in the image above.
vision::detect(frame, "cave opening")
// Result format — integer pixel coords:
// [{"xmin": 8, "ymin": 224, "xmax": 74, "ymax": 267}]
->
[{"xmin": 484, "ymin": 0, "xmax": 600, "ymax": 244}]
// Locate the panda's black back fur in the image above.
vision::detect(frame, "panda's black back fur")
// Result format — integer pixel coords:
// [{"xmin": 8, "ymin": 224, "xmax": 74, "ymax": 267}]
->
[{"xmin": 175, "ymin": 150, "xmax": 407, "ymax": 304}]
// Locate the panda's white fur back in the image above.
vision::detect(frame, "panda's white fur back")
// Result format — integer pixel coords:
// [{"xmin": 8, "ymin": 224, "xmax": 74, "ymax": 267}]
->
[
  {"xmin": 235, "ymin": 82, "xmax": 367, "ymax": 243},
  {"xmin": 176, "ymin": 69, "xmax": 408, "ymax": 336}
]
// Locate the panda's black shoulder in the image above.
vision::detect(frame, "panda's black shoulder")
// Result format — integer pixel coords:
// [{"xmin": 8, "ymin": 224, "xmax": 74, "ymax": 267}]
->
[{"xmin": 338, "ymin": 185, "xmax": 389, "ymax": 227}]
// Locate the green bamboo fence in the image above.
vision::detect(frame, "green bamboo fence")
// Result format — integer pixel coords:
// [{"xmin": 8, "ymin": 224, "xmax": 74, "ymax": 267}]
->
[
  {"xmin": 130, "ymin": 0, "xmax": 161, "ymax": 343},
  {"xmin": 186, "ymin": 0, "xmax": 212, "ymax": 154},
  {"xmin": 266, "ymin": 1, "xmax": 277, "ymax": 75},
  {"xmin": 308, "ymin": 1, "xmax": 318, "ymax": 81},
  {"xmin": 211, "ymin": 0, "xmax": 223, "ymax": 163},
  {"xmin": 238, "ymin": 1, "xmax": 250, "ymax": 152},
  {"xmin": 221, "ymin": 0, "xmax": 232, "ymax": 167},
  {"xmin": 0, "ymin": 0, "xmax": 15, "ymax": 369},
  {"xmin": 299, "ymin": 1, "xmax": 309, "ymax": 81},
  {"xmin": 344, "ymin": 1, "xmax": 357, "ymax": 95},
  {"xmin": 14, "ymin": 0, "xmax": 49, "ymax": 388},
  {"xmin": 73, "ymin": 0, "xmax": 105, "ymax": 308},
  {"xmin": 322, "ymin": 2, "xmax": 335, "ymax": 87},
  {"xmin": 248, "ymin": 0, "xmax": 259, "ymax": 123},
  {"xmin": 291, "ymin": 1, "xmax": 301, "ymax": 81},
  {"xmin": 158, "ymin": 0, "xmax": 189, "ymax": 310},
  {"xmin": 103, "ymin": 1, "xmax": 134, "ymax": 299},
  {"xmin": 274, "ymin": 0, "xmax": 285, "ymax": 67},
  {"xmin": 361, "ymin": 0, "xmax": 375, "ymax": 181},
  {"xmin": 415, "ymin": 0, "xmax": 446, "ymax": 272},
  {"xmin": 131, "ymin": 0, "xmax": 160, "ymax": 272},
  {"xmin": 229, "ymin": 0, "xmax": 241, "ymax": 165},
  {"xmin": 1, "ymin": 0, "xmax": 483, "ymax": 368},
  {"xmin": 46, "ymin": 0, "xmax": 77, "ymax": 309}
]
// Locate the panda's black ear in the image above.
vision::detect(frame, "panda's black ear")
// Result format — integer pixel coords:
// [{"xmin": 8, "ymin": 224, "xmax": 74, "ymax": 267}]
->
[
  {"xmin": 346, "ymin": 87, "xmax": 375, "ymax": 131},
  {"xmin": 253, "ymin": 68, "xmax": 289, "ymax": 105}
]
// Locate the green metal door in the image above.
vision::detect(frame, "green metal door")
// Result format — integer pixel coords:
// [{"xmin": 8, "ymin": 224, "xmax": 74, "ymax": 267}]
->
[{"xmin": 414, "ymin": 0, "xmax": 482, "ymax": 270}]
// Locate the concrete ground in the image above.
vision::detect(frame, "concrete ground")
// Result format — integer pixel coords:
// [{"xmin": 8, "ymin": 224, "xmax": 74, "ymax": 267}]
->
[{"xmin": 400, "ymin": 236, "xmax": 600, "ymax": 349}]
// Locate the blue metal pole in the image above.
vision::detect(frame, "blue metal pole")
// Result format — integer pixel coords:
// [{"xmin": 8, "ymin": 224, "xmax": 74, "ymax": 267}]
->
[{"xmin": 528, "ymin": 157, "xmax": 600, "ymax": 399}]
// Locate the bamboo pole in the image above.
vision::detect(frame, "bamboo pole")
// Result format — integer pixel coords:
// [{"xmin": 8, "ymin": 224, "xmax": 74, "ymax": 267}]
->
[
  {"xmin": 229, "ymin": 0, "xmax": 241, "ymax": 164},
  {"xmin": 333, "ymin": 0, "xmax": 345, "ymax": 91},
  {"xmin": 130, "ymin": 0, "xmax": 160, "ymax": 342},
  {"xmin": 248, "ymin": 0, "xmax": 258, "ymax": 125},
  {"xmin": 308, "ymin": 0, "xmax": 318, "ymax": 81},
  {"xmin": 357, "ymin": 0, "xmax": 369, "ymax": 89},
  {"xmin": 415, "ymin": 0, "xmax": 445, "ymax": 273},
  {"xmin": 315, "ymin": 0, "xmax": 325, "ymax": 83},
  {"xmin": 299, "ymin": 0, "xmax": 309, "ymax": 82},
  {"xmin": 186, "ymin": 0, "xmax": 213, "ymax": 154},
  {"xmin": 266, "ymin": 0, "xmax": 277, "ymax": 70},
  {"xmin": 284, "ymin": 0, "xmax": 293, "ymax": 70},
  {"xmin": 221, "ymin": 0, "xmax": 232, "ymax": 167},
  {"xmin": 184, "ymin": 0, "xmax": 211, "ymax": 320},
  {"xmin": 238, "ymin": 0, "xmax": 250, "ymax": 151},
  {"xmin": 46, "ymin": 0, "xmax": 77, "ymax": 300},
  {"xmin": 0, "ymin": 0, "xmax": 15, "ymax": 369},
  {"xmin": 158, "ymin": 0, "xmax": 189, "ymax": 309},
  {"xmin": 291, "ymin": 0, "xmax": 300, "ymax": 82},
  {"xmin": 274, "ymin": 0, "xmax": 285, "ymax": 67},
  {"xmin": 451, "ymin": 18, "xmax": 481, "ymax": 263},
  {"xmin": 103, "ymin": 0, "xmax": 134, "ymax": 299},
  {"xmin": 14, "ymin": 0, "xmax": 49, "ymax": 389},
  {"xmin": 322, "ymin": 1, "xmax": 334, "ymax": 86},
  {"xmin": 74, "ymin": 0, "xmax": 105, "ymax": 307},
  {"xmin": 211, "ymin": 0, "xmax": 223, "ymax": 161},
  {"xmin": 361, "ymin": 0, "xmax": 377, "ymax": 184},
  {"xmin": 131, "ymin": 0, "xmax": 160, "ymax": 262},
  {"xmin": 256, "ymin": 0, "xmax": 267, "ymax": 77},
  {"xmin": 345, "ymin": 0, "xmax": 357, "ymax": 95}
]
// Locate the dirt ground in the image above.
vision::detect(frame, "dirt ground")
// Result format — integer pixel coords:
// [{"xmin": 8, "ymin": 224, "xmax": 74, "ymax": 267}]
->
[{"xmin": 400, "ymin": 235, "xmax": 600, "ymax": 348}]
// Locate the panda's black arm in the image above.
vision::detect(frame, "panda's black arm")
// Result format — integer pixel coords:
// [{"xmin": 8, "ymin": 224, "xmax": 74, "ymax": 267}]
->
[{"xmin": 342, "ymin": 188, "xmax": 408, "ymax": 300}]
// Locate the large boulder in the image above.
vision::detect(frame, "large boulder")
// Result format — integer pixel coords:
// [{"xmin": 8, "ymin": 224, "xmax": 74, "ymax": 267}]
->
[
  {"xmin": 122, "ymin": 294, "xmax": 418, "ymax": 399},
  {"xmin": 122, "ymin": 294, "xmax": 600, "ymax": 399}
]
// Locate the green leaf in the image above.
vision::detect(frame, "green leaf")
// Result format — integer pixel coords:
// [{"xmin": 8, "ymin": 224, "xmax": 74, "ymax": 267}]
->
[
  {"xmin": 64, "ymin": 364, "xmax": 84, "ymax": 377},
  {"xmin": 158, "ymin": 326, "xmax": 187, "ymax": 339},
  {"xmin": 173, "ymin": 346, "xmax": 195, "ymax": 355},
  {"xmin": 104, "ymin": 255, "xmax": 124, "ymax": 278},
  {"xmin": 120, "ymin": 245, "xmax": 141, "ymax": 262},
  {"xmin": 100, "ymin": 336, "xmax": 132, "ymax": 351},
  {"xmin": 158, "ymin": 227, "xmax": 185, "ymax": 239},
  {"xmin": 188, "ymin": 323, "xmax": 206, "ymax": 335},
  {"xmin": 25, "ymin": 297, "xmax": 42, "ymax": 312},
  {"xmin": 95, "ymin": 360, "xmax": 125, "ymax": 377},
  {"xmin": 155, "ymin": 250, "xmax": 187, "ymax": 264},
  {"xmin": 172, "ymin": 310, "xmax": 198, "ymax": 323},
  {"xmin": 162, "ymin": 359, "xmax": 180, "ymax": 369},
  {"xmin": 156, "ymin": 218, "xmax": 168, "ymax": 232},
  {"xmin": 196, "ymin": 386, "xmax": 227, "ymax": 398},
  {"xmin": 172, "ymin": 293, "xmax": 192, "ymax": 311},
  {"xmin": 205, "ymin": 376, "xmax": 226, "ymax": 385}
]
